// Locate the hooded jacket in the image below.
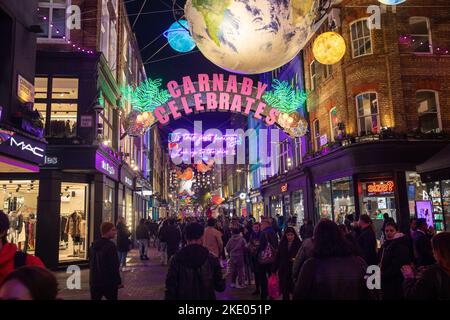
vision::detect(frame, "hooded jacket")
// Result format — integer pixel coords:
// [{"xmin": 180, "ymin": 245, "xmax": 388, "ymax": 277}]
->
[
  {"xmin": 0, "ymin": 243, "xmax": 45, "ymax": 284},
  {"xmin": 225, "ymin": 234, "xmax": 246, "ymax": 258},
  {"xmin": 89, "ymin": 238, "xmax": 121, "ymax": 288},
  {"xmin": 165, "ymin": 244, "xmax": 225, "ymax": 300},
  {"xmin": 379, "ymin": 233, "xmax": 412, "ymax": 299}
]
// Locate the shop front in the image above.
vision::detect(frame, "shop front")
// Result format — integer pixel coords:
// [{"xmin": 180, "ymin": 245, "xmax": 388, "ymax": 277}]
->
[
  {"xmin": 35, "ymin": 146, "xmax": 120, "ymax": 269},
  {"xmin": 120, "ymin": 165, "xmax": 136, "ymax": 236},
  {"xmin": 250, "ymin": 190, "xmax": 263, "ymax": 221}
]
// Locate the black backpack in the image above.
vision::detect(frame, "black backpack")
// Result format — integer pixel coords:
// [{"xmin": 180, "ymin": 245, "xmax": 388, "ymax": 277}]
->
[{"xmin": 14, "ymin": 251, "xmax": 27, "ymax": 269}]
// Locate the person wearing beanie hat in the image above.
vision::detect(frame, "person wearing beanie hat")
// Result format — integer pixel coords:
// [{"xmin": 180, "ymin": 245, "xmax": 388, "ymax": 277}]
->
[
  {"xmin": 0, "ymin": 211, "xmax": 45, "ymax": 284},
  {"xmin": 89, "ymin": 221, "xmax": 122, "ymax": 300}
]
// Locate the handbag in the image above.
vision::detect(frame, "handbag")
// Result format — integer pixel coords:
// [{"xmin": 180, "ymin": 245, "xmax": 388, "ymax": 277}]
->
[
  {"xmin": 268, "ymin": 273, "xmax": 280, "ymax": 299},
  {"xmin": 258, "ymin": 233, "xmax": 277, "ymax": 265}
]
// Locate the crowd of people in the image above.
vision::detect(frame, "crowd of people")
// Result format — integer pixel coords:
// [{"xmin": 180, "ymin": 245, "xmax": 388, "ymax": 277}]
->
[{"xmin": 0, "ymin": 208, "xmax": 449, "ymax": 301}]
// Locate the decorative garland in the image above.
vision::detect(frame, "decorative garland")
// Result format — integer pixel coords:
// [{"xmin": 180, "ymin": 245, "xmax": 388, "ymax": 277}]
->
[
  {"xmin": 262, "ymin": 79, "xmax": 308, "ymax": 114},
  {"xmin": 120, "ymin": 78, "xmax": 172, "ymax": 112}
]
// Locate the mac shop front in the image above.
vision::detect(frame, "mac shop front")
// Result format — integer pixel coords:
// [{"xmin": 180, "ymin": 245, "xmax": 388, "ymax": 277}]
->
[{"xmin": 35, "ymin": 146, "xmax": 121, "ymax": 269}]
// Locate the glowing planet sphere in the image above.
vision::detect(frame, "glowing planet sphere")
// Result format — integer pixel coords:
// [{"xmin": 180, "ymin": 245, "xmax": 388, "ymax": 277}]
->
[
  {"xmin": 312, "ymin": 31, "xmax": 346, "ymax": 65},
  {"xmin": 185, "ymin": 0, "xmax": 328, "ymax": 74},
  {"xmin": 377, "ymin": 0, "xmax": 406, "ymax": 5},
  {"xmin": 163, "ymin": 19, "xmax": 196, "ymax": 53}
]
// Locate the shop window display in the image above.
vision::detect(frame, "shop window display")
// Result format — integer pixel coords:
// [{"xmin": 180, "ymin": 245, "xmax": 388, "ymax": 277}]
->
[
  {"xmin": 103, "ymin": 180, "xmax": 115, "ymax": 223},
  {"xmin": 332, "ymin": 178, "xmax": 355, "ymax": 224},
  {"xmin": 359, "ymin": 179, "xmax": 396, "ymax": 239},
  {"xmin": 291, "ymin": 190, "xmax": 304, "ymax": 231},
  {"xmin": 0, "ymin": 180, "xmax": 38, "ymax": 253},
  {"xmin": 59, "ymin": 182, "xmax": 89, "ymax": 262},
  {"xmin": 315, "ymin": 182, "xmax": 332, "ymax": 220},
  {"xmin": 270, "ymin": 195, "xmax": 283, "ymax": 217}
]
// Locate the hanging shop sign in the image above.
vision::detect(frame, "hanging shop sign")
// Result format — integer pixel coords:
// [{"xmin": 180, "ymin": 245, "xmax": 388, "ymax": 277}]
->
[
  {"xmin": 320, "ymin": 134, "xmax": 328, "ymax": 147},
  {"xmin": 122, "ymin": 74, "xmax": 309, "ymax": 138},
  {"xmin": 120, "ymin": 168, "xmax": 135, "ymax": 189},
  {"xmin": 17, "ymin": 74, "xmax": 34, "ymax": 103},
  {"xmin": 281, "ymin": 183, "xmax": 288, "ymax": 193},
  {"xmin": 367, "ymin": 180, "xmax": 395, "ymax": 196},
  {"xmin": 0, "ymin": 129, "xmax": 46, "ymax": 165},
  {"xmin": 80, "ymin": 115, "xmax": 93, "ymax": 128},
  {"xmin": 95, "ymin": 152, "xmax": 119, "ymax": 181}
]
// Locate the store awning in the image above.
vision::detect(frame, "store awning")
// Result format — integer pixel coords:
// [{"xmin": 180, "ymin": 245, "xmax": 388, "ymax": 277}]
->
[{"xmin": 417, "ymin": 143, "xmax": 450, "ymax": 182}]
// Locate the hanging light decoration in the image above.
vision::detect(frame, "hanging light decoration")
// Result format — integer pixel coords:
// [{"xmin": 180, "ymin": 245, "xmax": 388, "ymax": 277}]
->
[
  {"xmin": 312, "ymin": 31, "xmax": 346, "ymax": 65},
  {"xmin": 378, "ymin": 0, "xmax": 406, "ymax": 5}
]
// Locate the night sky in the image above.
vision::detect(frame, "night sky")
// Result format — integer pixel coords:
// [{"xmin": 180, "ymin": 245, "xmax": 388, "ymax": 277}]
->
[{"xmin": 125, "ymin": 0, "xmax": 255, "ymax": 144}]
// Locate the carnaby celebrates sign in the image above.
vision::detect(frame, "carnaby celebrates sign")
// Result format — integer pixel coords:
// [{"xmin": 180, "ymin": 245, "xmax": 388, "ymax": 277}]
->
[{"xmin": 152, "ymin": 73, "xmax": 280, "ymax": 126}]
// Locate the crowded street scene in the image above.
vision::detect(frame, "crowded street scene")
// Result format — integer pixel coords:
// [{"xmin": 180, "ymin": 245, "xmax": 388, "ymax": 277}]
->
[{"xmin": 0, "ymin": 0, "xmax": 450, "ymax": 309}]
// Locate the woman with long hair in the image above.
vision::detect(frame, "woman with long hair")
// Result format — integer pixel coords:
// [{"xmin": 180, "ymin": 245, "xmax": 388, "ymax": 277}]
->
[
  {"xmin": 402, "ymin": 232, "xmax": 450, "ymax": 299},
  {"xmin": 272, "ymin": 226, "xmax": 302, "ymax": 300},
  {"xmin": 293, "ymin": 219, "xmax": 368, "ymax": 300}
]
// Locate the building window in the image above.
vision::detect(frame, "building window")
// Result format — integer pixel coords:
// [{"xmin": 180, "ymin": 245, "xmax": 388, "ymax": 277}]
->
[
  {"xmin": 99, "ymin": 98, "xmax": 115, "ymax": 148},
  {"xmin": 329, "ymin": 107, "xmax": 339, "ymax": 141},
  {"xmin": 416, "ymin": 90, "xmax": 441, "ymax": 133},
  {"xmin": 293, "ymin": 137, "xmax": 303, "ymax": 167},
  {"xmin": 34, "ymin": 77, "xmax": 78, "ymax": 138},
  {"xmin": 313, "ymin": 119, "xmax": 320, "ymax": 151},
  {"xmin": 37, "ymin": 0, "xmax": 70, "ymax": 41},
  {"xmin": 100, "ymin": 0, "xmax": 118, "ymax": 72},
  {"xmin": 323, "ymin": 64, "xmax": 332, "ymax": 80},
  {"xmin": 356, "ymin": 92, "xmax": 379, "ymax": 135},
  {"xmin": 350, "ymin": 19, "xmax": 372, "ymax": 58},
  {"xmin": 279, "ymin": 140, "xmax": 289, "ymax": 174},
  {"xmin": 310, "ymin": 60, "xmax": 317, "ymax": 90},
  {"xmin": 409, "ymin": 17, "xmax": 432, "ymax": 53}
]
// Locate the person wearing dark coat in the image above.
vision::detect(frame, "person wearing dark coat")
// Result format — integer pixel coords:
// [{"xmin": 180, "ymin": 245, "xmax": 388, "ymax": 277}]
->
[
  {"xmin": 89, "ymin": 222, "xmax": 122, "ymax": 300},
  {"xmin": 299, "ymin": 219, "xmax": 314, "ymax": 241},
  {"xmin": 256, "ymin": 219, "xmax": 279, "ymax": 300},
  {"xmin": 136, "ymin": 219, "xmax": 150, "ymax": 260},
  {"xmin": 378, "ymin": 222, "xmax": 412, "ymax": 300},
  {"xmin": 160, "ymin": 219, "xmax": 182, "ymax": 263},
  {"xmin": 356, "ymin": 214, "xmax": 379, "ymax": 266},
  {"xmin": 293, "ymin": 219, "xmax": 368, "ymax": 300},
  {"xmin": 248, "ymin": 223, "xmax": 262, "ymax": 295},
  {"xmin": 165, "ymin": 223, "xmax": 225, "ymax": 300},
  {"xmin": 412, "ymin": 218, "xmax": 436, "ymax": 268},
  {"xmin": 116, "ymin": 217, "xmax": 131, "ymax": 269},
  {"xmin": 401, "ymin": 232, "xmax": 450, "ymax": 300},
  {"xmin": 272, "ymin": 227, "xmax": 302, "ymax": 300}
]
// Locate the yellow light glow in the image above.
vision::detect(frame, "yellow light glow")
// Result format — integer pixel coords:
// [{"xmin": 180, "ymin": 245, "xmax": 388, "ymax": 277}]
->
[{"xmin": 312, "ymin": 32, "xmax": 346, "ymax": 65}]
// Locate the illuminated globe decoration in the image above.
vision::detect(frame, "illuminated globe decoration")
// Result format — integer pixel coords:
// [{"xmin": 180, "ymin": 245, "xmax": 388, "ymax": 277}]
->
[
  {"xmin": 312, "ymin": 31, "xmax": 346, "ymax": 65},
  {"xmin": 185, "ymin": 0, "xmax": 324, "ymax": 74},
  {"xmin": 377, "ymin": 0, "xmax": 406, "ymax": 5},
  {"xmin": 163, "ymin": 19, "xmax": 196, "ymax": 53}
]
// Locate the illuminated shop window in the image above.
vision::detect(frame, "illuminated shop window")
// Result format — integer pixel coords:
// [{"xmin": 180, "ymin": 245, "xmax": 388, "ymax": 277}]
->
[
  {"xmin": 416, "ymin": 90, "xmax": 441, "ymax": 133},
  {"xmin": 350, "ymin": 19, "xmax": 372, "ymax": 58},
  {"xmin": 356, "ymin": 92, "xmax": 379, "ymax": 135},
  {"xmin": 409, "ymin": 17, "xmax": 432, "ymax": 53},
  {"xmin": 329, "ymin": 107, "xmax": 339, "ymax": 141}
]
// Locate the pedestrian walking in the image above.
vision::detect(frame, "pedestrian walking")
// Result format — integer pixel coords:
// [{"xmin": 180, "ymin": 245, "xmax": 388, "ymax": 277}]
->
[
  {"xmin": 0, "ymin": 211, "xmax": 44, "ymax": 284},
  {"xmin": 378, "ymin": 221, "xmax": 412, "ymax": 300},
  {"xmin": 0, "ymin": 266, "xmax": 58, "ymax": 300},
  {"xmin": 293, "ymin": 219, "xmax": 368, "ymax": 300},
  {"xmin": 257, "ymin": 219, "xmax": 279, "ymax": 300},
  {"xmin": 292, "ymin": 237, "xmax": 314, "ymax": 285},
  {"xmin": 136, "ymin": 218, "xmax": 150, "ymax": 260},
  {"xmin": 160, "ymin": 219, "xmax": 181, "ymax": 263},
  {"xmin": 356, "ymin": 214, "xmax": 379, "ymax": 266},
  {"xmin": 225, "ymin": 227, "xmax": 247, "ymax": 289},
  {"xmin": 165, "ymin": 222, "xmax": 225, "ymax": 300},
  {"xmin": 158, "ymin": 219, "xmax": 169, "ymax": 265},
  {"xmin": 402, "ymin": 232, "xmax": 450, "ymax": 300},
  {"xmin": 272, "ymin": 226, "xmax": 302, "ymax": 300},
  {"xmin": 299, "ymin": 219, "xmax": 313, "ymax": 241},
  {"xmin": 248, "ymin": 222, "xmax": 261, "ymax": 295},
  {"xmin": 89, "ymin": 222, "xmax": 122, "ymax": 300},
  {"xmin": 203, "ymin": 218, "xmax": 223, "ymax": 258},
  {"xmin": 412, "ymin": 218, "xmax": 436, "ymax": 268},
  {"xmin": 116, "ymin": 217, "xmax": 131, "ymax": 270}
]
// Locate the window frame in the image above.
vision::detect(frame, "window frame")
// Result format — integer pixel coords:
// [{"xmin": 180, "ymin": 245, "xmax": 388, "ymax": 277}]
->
[
  {"xmin": 350, "ymin": 18, "xmax": 373, "ymax": 59},
  {"xmin": 37, "ymin": 0, "xmax": 71, "ymax": 43},
  {"xmin": 409, "ymin": 17, "xmax": 433, "ymax": 54},
  {"xmin": 310, "ymin": 60, "xmax": 317, "ymax": 91},
  {"xmin": 313, "ymin": 119, "xmax": 320, "ymax": 151},
  {"xmin": 416, "ymin": 90, "xmax": 442, "ymax": 133},
  {"xmin": 329, "ymin": 107, "xmax": 339, "ymax": 142},
  {"xmin": 355, "ymin": 91, "xmax": 380, "ymax": 135}
]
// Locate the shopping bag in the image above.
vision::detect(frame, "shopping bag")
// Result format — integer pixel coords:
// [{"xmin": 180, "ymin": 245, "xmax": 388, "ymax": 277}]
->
[{"xmin": 268, "ymin": 273, "xmax": 280, "ymax": 300}]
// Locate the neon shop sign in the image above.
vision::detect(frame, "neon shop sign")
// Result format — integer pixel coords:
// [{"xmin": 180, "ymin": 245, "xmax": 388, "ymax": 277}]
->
[
  {"xmin": 101, "ymin": 160, "xmax": 115, "ymax": 176},
  {"xmin": 367, "ymin": 181, "xmax": 394, "ymax": 195},
  {"xmin": 10, "ymin": 137, "xmax": 44, "ymax": 157}
]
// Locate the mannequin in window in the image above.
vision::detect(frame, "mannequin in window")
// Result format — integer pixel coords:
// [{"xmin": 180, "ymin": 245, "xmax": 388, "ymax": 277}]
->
[{"xmin": 65, "ymin": 211, "xmax": 82, "ymax": 256}]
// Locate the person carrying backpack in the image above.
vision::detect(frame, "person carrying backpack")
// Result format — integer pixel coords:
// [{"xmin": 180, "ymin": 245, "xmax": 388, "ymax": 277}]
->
[{"xmin": 0, "ymin": 210, "xmax": 44, "ymax": 284}]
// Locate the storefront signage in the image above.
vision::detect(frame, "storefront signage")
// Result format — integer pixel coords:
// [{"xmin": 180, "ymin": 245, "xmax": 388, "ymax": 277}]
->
[
  {"xmin": 239, "ymin": 193, "xmax": 247, "ymax": 200},
  {"xmin": 415, "ymin": 200, "xmax": 433, "ymax": 228},
  {"xmin": 95, "ymin": 152, "xmax": 119, "ymax": 181},
  {"xmin": 9, "ymin": 137, "xmax": 44, "ymax": 157},
  {"xmin": 125, "ymin": 177, "xmax": 133, "ymax": 188},
  {"xmin": 320, "ymin": 134, "xmax": 328, "ymax": 147},
  {"xmin": 281, "ymin": 183, "xmax": 288, "ymax": 193},
  {"xmin": 17, "ymin": 75, "xmax": 34, "ymax": 103},
  {"xmin": 367, "ymin": 181, "xmax": 394, "ymax": 195},
  {"xmin": 80, "ymin": 115, "xmax": 93, "ymax": 128},
  {"xmin": 44, "ymin": 156, "xmax": 58, "ymax": 165}
]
